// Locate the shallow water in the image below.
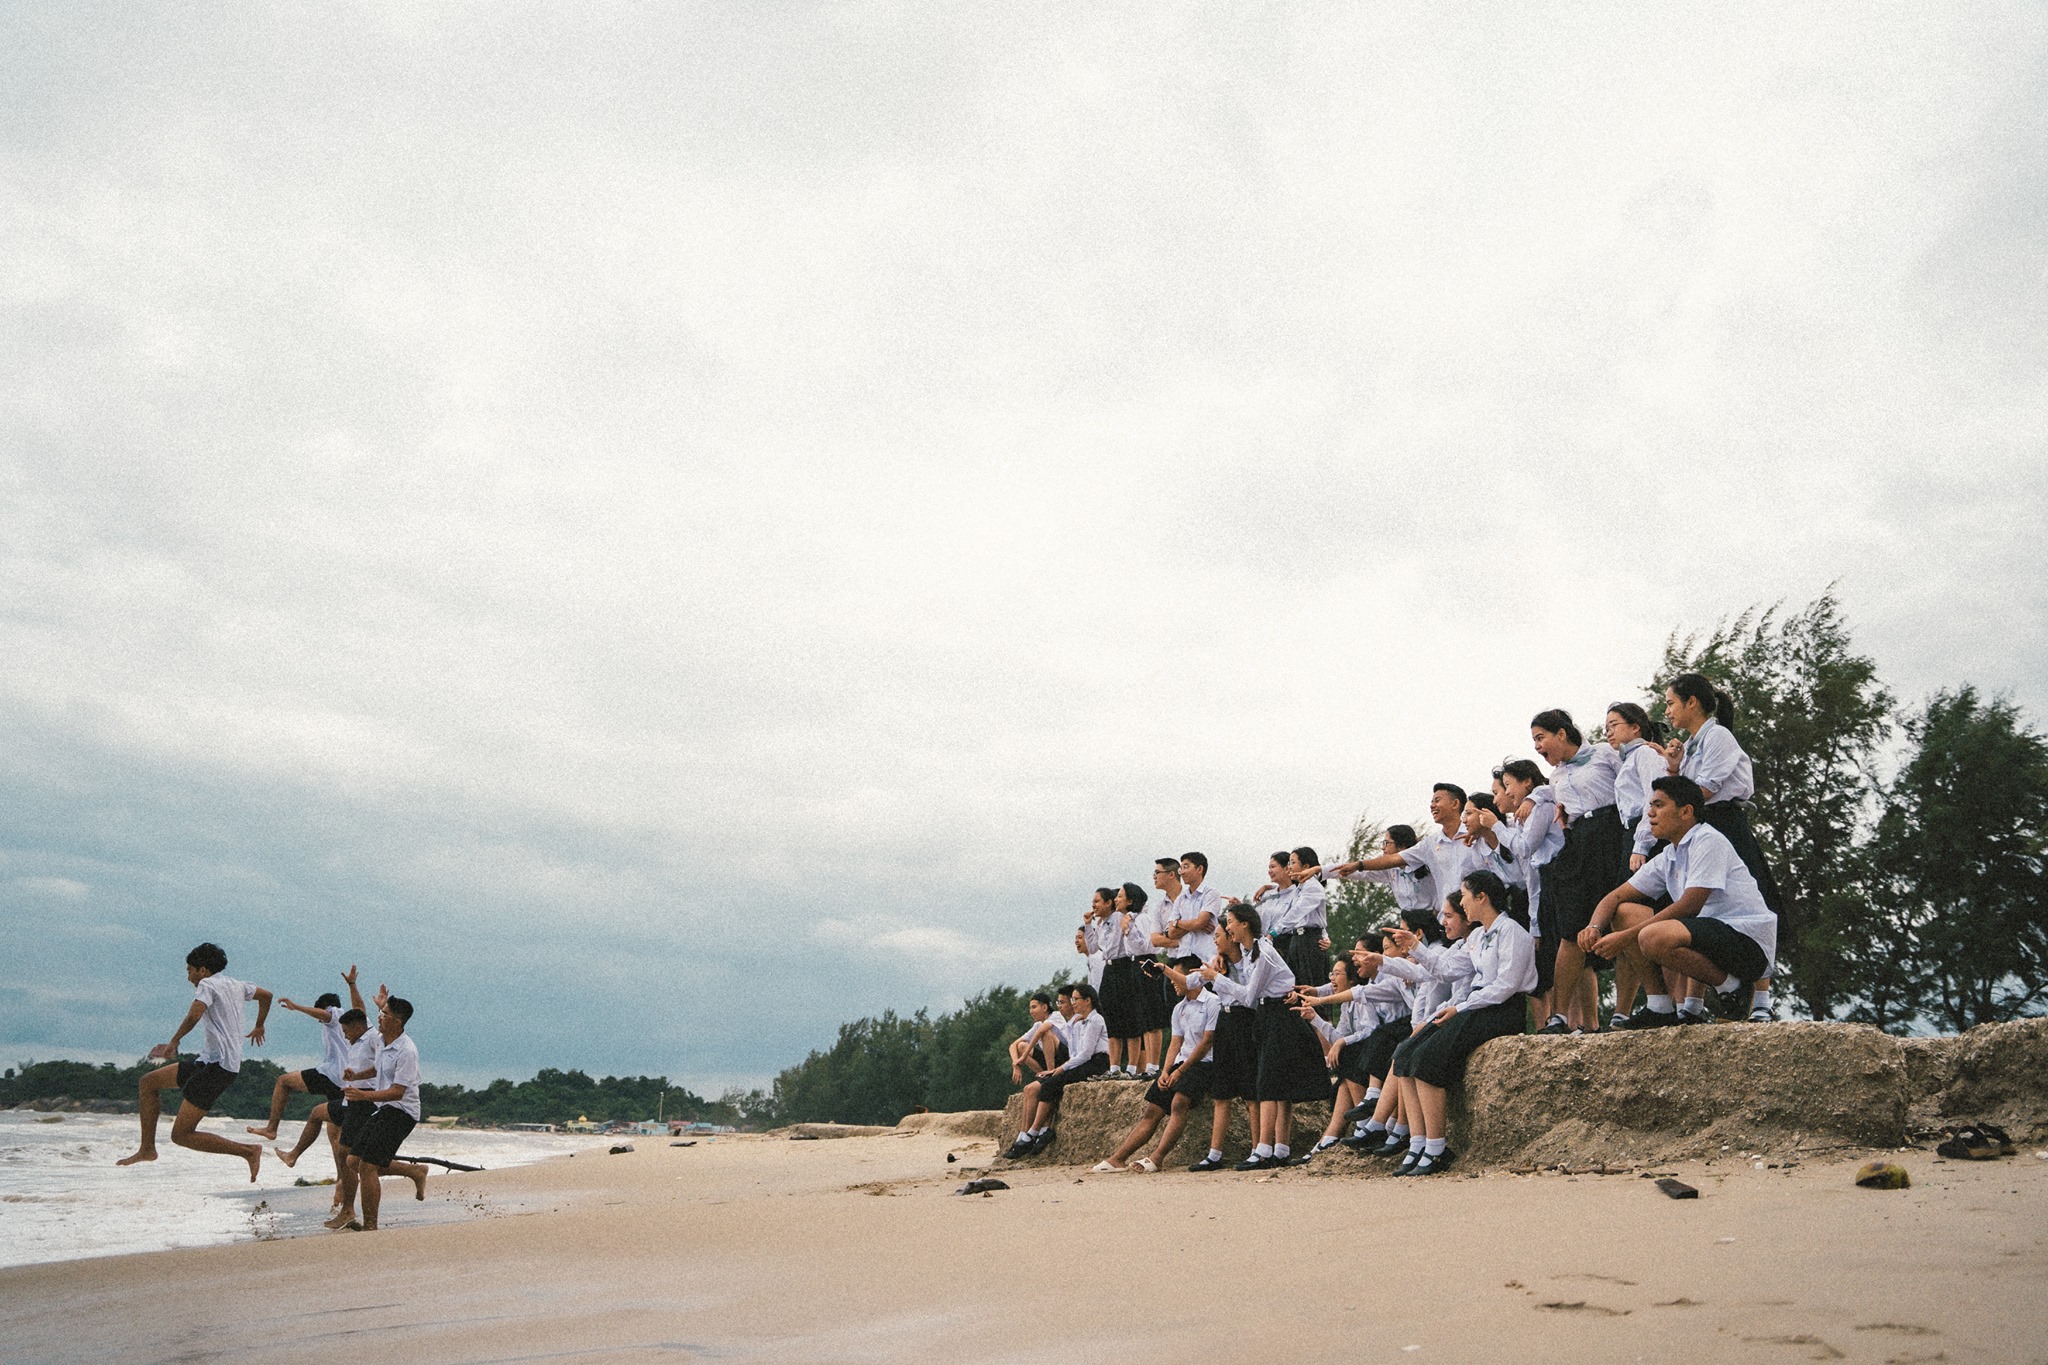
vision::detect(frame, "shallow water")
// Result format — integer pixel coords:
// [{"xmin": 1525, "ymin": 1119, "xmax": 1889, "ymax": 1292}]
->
[{"xmin": 0, "ymin": 1110, "xmax": 600, "ymax": 1268}]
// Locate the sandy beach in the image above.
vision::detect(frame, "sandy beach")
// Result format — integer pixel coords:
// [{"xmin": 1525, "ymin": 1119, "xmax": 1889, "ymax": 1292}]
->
[{"xmin": 2, "ymin": 1128, "xmax": 2043, "ymax": 1364}]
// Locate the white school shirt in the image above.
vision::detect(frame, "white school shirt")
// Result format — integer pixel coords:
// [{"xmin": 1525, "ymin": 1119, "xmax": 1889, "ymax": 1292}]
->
[
  {"xmin": 1627, "ymin": 823, "xmax": 1778, "ymax": 972},
  {"xmin": 1339, "ymin": 864, "xmax": 1437, "ymax": 912},
  {"xmin": 1461, "ymin": 917, "xmax": 1540, "ymax": 1010},
  {"xmin": 1479, "ymin": 817, "xmax": 1527, "ymax": 889},
  {"xmin": 1680, "ymin": 717, "xmax": 1756, "ymax": 804},
  {"xmin": 1203, "ymin": 942, "xmax": 1298, "ymax": 1005},
  {"xmin": 1291, "ymin": 874, "xmax": 1328, "ymax": 932},
  {"xmin": 1550, "ymin": 745, "xmax": 1621, "ymax": 820},
  {"xmin": 192, "ymin": 974, "xmax": 259, "ymax": 1072},
  {"xmin": 315, "ymin": 1006, "xmax": 349, "ymax": 1086},
  {"xmin": 372, "ymin": 1030, "xmax": 423, "ymax": 1120},
  {"xmin": 1058, "ymin": 1011, "xmax": 1109, "ymax": 1069},
  {"xmin": 342, "ymin": 1029, "xmax": 382, "ymax": 1097},
  {"xmin": 1255, "ymin": 882, "xmax": 1299, "ymax": 933},
  {"xmin": 1376, "ymin": 941, "xmax": 1475, "ymax": 1028},
  {"xmin": 1515, "ymin": 790, "xmax": 1567, "ymax": 935},
  {"xmin": 1614, "ymin": 739, "xmax": 1671, "ymax": 856},
  {"xmin": 1399, "ymin": 824, "xmax": 1467, "ymax": 907},
  {"xmin": 1167, "ymin": 990, "xmax": 1221, "ymax": 1069},
  {"xmin": 1172, "ymin": 883, "xmax": 1225, "ymax": 960}
]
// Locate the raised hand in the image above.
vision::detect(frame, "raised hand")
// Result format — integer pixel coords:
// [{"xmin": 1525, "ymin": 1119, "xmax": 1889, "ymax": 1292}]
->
[{"xmin": 342, "ymin": 965, "xmax": 358, "ymax": 986}]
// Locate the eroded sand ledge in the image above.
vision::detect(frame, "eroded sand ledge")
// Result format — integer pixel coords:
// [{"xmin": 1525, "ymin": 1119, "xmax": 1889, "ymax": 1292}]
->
[{"xmin": 995, "ymin": 1016, "xmax": 2048, "ymax": 1168}]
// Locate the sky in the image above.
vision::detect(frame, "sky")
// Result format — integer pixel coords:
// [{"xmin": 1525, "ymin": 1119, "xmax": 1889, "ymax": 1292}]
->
[{"xmin": 3, "ymin": 2, "xmax": 2044, "ymax": 1093}]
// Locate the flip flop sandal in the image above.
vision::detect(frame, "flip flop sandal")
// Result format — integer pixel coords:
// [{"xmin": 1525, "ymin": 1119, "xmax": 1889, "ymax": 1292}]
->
[
  {"xmin": 1936, "ymin": 1125, "xmax": 2001, "ymax": 1160},
  {"xmin": 1134, "ymin": 1157, "xmax": 1158, "ymax": 1173},
  {"xmin": 1090, "ymin": 1160, "xmax": 1126, "ymax": 1173}
]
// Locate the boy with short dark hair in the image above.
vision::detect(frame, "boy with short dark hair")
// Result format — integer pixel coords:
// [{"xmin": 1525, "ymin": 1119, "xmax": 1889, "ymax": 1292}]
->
[
  {"xmin": 343, "ymin": 995, "xmax": 429, "ymax": 1231},
  {"xmin": 116, "ymin": 942, "xmax": 272, "ymax": 1181},
  {"xmin": 1004, "ymin": 984, "xmax": 1109, "ymax": 1158}
]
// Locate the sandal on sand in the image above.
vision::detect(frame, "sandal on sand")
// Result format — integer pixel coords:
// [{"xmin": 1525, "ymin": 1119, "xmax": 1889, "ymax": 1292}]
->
[
  {"xmin": 1090, "ymin": 1160, "xmax": 1127, "ymax": 1173},
  {"xmin": 1936, "ymin": 1125, "xmax": 2002, "ymax": 1161},
  {"xmin": 1133, "ymin": 1157, "xmax": 1158, "ymax": 1173}
]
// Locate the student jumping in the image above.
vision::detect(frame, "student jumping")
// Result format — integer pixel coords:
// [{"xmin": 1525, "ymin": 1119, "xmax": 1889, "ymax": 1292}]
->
[{"xmin": 116, "ymin": 942, "xmax": 272, "ymax": 1181}]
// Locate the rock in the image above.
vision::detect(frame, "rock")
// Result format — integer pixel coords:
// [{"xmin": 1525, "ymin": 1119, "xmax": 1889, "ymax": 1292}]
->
[
  {"xmin": 1854, "ymin": 1160, "xmax": 1910, "ymax": 1189},
  {"xmin": 768, "ymin": 1122, "xmax": 898, "ymax": 1140},
  {"xmin": 1654, "ymin": 1177, "xmax": 1699, "ymax": 1199},
  {"xmin": 608, "ymin": 1143, "xmax": 634, "ymax": 1155},
  {"xmin": 896, "ymin": 1110, "xmax": 1007, "ymax": 1141},
  {"xmin": 955, "ymin": 1178, "xmax": 1008, "ymax": 1195},
  {"xmin": 1916, "ymin": 1016, "xmax": 2048, "ymax": 1140}
]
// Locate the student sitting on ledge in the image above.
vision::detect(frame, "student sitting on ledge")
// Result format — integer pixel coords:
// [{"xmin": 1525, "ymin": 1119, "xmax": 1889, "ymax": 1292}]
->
[{"xmin": 1005, "ymin": 983, "xmax": 1110, "ymax": 1159}]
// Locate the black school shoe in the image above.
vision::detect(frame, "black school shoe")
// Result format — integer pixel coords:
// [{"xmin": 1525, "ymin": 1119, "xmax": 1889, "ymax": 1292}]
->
[
  {"xmin": 1709, "ymin": 982, "xmax": 1754, "ymax": 1022},
  {"xmin": 1341, "ymin": 1099, "xmax": 1377, "ymax": 1125},
  {"xmin": 1611, "ymin": 1007, "xmax": 1679, "ymax": 1031},
  {"xmin": 1538, "ymin": 1015, "xmax": 1573, "ymax": 1035},
  {"xmin": 1391, "ymin": 1149, "xmax": 1422, "ymax": 1176},
  {"xmin": 1233, "ymin": 1154, "xmax": 1275, "ymax": 1171},
  {"xmin": 1188, "ymin": 1154, "xmax": 1228, "ymax": 1172},
  {"xmin": 1341, "ymin": 1131, "xmax": 1381, "ymax": 1151},
  {"xmin": 1369, "ymin": 1133, "xmax": 1410, "ymax": 1158},
  {"xmin": 1002, "ymin": 1138, "xmax": 1035, "ymax": 1160},
  {"xmin": 1408, "ymin": 1148, "xmax": 1456, "ymax": 1176}
]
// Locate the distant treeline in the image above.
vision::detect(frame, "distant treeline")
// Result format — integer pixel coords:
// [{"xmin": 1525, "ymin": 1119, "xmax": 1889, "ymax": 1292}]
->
[{"xmin": 0, "ymin": 1058, "xmax": 771, "ymax": 1130}]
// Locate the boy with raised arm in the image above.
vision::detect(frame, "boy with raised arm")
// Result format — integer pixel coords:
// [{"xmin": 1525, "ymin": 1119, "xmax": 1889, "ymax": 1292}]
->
[
  {"xmin": 325, "ymin": 978, "xmax": 392, "ymax": 1230},
  {"xmin": 116, "ymin": 941, "xmax": 272, "ymax": 1181},
  {"xmin": 248, "ymin": 965, "xmax": 365, "ymax": 1147},
  {"xmin": 344, "ymin": 995, "xmax": 430, "ymax": 1231}
]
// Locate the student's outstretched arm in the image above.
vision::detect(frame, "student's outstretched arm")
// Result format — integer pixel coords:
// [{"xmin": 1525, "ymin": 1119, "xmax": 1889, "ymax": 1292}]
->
[
  {"xmin": 248, "ymin": 987, "xmax": 272, "ymax": 1047},
  {"xmin": 277, "ymin": 997, "xmax": 330, "ymax": 1020},
  {"xmin": 343, "ymin": 965, "xmax": 366, "ymax": 1016},
  {"xmin": 150, "ymin": 1000, "xmax": 209, "ymax": 1060}
]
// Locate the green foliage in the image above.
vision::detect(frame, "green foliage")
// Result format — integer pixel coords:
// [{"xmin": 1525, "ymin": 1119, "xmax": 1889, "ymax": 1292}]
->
[
  {"xmin": 1649, "ymin": 589, "xmax": 1894, "ymax": 1017},
  {"xmin": 764, "ymin": 970, "xmax": 1073, "ymax": 1126},
  {"xmin": 0, "ymin": 1056, "xmax": 318, "ymax": 1119},
  {"xmin": 417, "ymin": 1069, "xmax": 749, "ymax": 1127},
  {"xmin": 1855, "ymin": 688, "xmax": 2048, "ymax": 1031}
]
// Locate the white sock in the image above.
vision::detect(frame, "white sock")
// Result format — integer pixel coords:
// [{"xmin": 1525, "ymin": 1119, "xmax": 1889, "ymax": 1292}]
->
[
  {"xmin": 1364, "ymin": 1086, "xmax": 1381, "ymax": 1102},
  {"xmin": 1274, "ymin": 1143, "xmax": 1290, "ymax": 1159},
  {"xmin": 1252, "ymin": 1143, "xmax": 1273, "ymax": 1159},
  {"xmin": 1424, "ymin": 1137, "xmax": 1447, "ymax": 1157},
  {"xmin": 1363, "ymin": 1119, "xmax": 1386, "ymax": 1134},
  {"xmin": 1408, "ymin": 1134, "xmax": 1427, "ymax": 1153},
  {"xmin": 1752, "ymin": 989, "xmax": 1772, "ymax": 1009},
  {"xmin": 1680, "ymin": 995, "xmax": 1707, "ymax": 1015},
  {"xmin": 1018, "ymin": 1130, "xmax": 1033, "ymax": 1143},
  {"xmin": 1207, "ymin": 1148, "xmax": 1223, "ymax": 1162},
  {"xmin": 1548, "ymin": 1012, "xmax": 1568, "ymax": 1026},
  {"xmin": 1645, "ymin": 993, "xmax": 1675, "ymax": 1013},
  {"xmin": 1312, "ymin": 1136, "xmax": 1337, "ymax": 1151},
  {"xmin": 1719, "ymin": 974, "xmax": 1742, "ymax": 993},
  {"xmin": 1392, "ymin": 1123, "xmax": 1410, "ymax": 1138}
]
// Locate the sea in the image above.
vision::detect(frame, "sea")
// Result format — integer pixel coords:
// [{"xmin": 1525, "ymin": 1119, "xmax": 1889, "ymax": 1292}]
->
[{"xmin": 0, "ymin": 1109, "xmax": 604, "ymax": 1269}]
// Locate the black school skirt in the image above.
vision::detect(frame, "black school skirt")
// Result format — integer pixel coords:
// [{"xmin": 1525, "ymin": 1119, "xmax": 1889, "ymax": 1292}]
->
[
  {"xmin": 1145, "ymin": 961, "xmax": 1177, "ymax": 1032},
  {"xmin": 1273, "ymin": 931, "xmax": 1330, "ymax": 990},
  {"xmin": 1702, "ymin": 802, "xmax": 1786, "ymax": 922},
  {"xmin": 1254, "ymin": 998, "xmax": 1336, "ymax": 1104},
  {"xmin": 1097, "ymin": 958, "xmax": 1148, "ymax": 1040},
  {"xmin": 1540, "ymin": 805, "xmax": 1633, "ymax": 963},
  {"xmin": 1208, "ymin": 1006, "xmax": 1258, "ymax": 1100},
  {"xmin": 1404, "ymin": 996, "xmax": 1527, "ymax": 1089},
  {"xmin": 1348, "ymin": 1017, "xmax": 1411, "ymax": 1084}
]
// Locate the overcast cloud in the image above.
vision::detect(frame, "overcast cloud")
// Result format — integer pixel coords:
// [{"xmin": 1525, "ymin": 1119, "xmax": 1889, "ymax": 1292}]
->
[{"xmin": 3, "ymin": 2, "xmax": 2044, "ymax": 1091}]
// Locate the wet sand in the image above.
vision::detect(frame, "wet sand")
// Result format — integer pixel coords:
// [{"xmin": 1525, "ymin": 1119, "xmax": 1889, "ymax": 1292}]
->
[{"xmin": 2, "ymin": 1130, "xmax": 2043, "ymax": 1363}]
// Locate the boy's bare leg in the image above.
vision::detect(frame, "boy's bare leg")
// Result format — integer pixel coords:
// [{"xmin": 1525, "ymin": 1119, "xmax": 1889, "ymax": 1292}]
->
[
  {"xmin": 360, "ymin": 1160, "xmax": 386, "ymax": 1229},
  {"xmin": 170, "ymin": 1102, "xmax": 263, "ymax": 1181},
  {"xmin": 247, "ymin": 1071, "xmax": 307, "ymax": 1139},
  {"xmin": 116, "ymin": 1063, "xmax": 180, "ymax": 1166},
  {"xmin": 327, "ymin": 1151, "xmax": 361, "ymax": 1228},
  {"xmin": 386, "ymin": 1158, "xmax": 429, "ymax": 1200},
  {"xmin": 1107, "ymin": 1107, "xmax": 1164, "ymax": 1166},
  {"xmin": 278, "ymin": 1103, "xmax": 329, "ymax": 1167},
  {"xmin": 1150, "ymin": 1094, "xmax": 1194, "ymax": 1162},
  {"xmin": 326, "ymin": 1122, "xmax": 346, "ymax": 1202}
]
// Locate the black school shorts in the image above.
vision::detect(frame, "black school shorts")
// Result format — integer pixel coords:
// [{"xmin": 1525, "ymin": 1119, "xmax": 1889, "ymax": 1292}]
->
[
  {"xmin": 339, "ymin": 1099, "xmax": 376, "ymax": 1151},
  {"xmin": 352, "ymin": 1108, "xmax": 418, "ymax": 1168},
  {"xmin": 1683, "ymin": 917, "xmax": 1770, "ymax": 984},
  {"xmin": 174, "ymin": 1059, "xmax": 237, "ymax": 1112},
  {"xmin": 299, "ymin": 1068, "xmax": 346, "ymax": 1111}
]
